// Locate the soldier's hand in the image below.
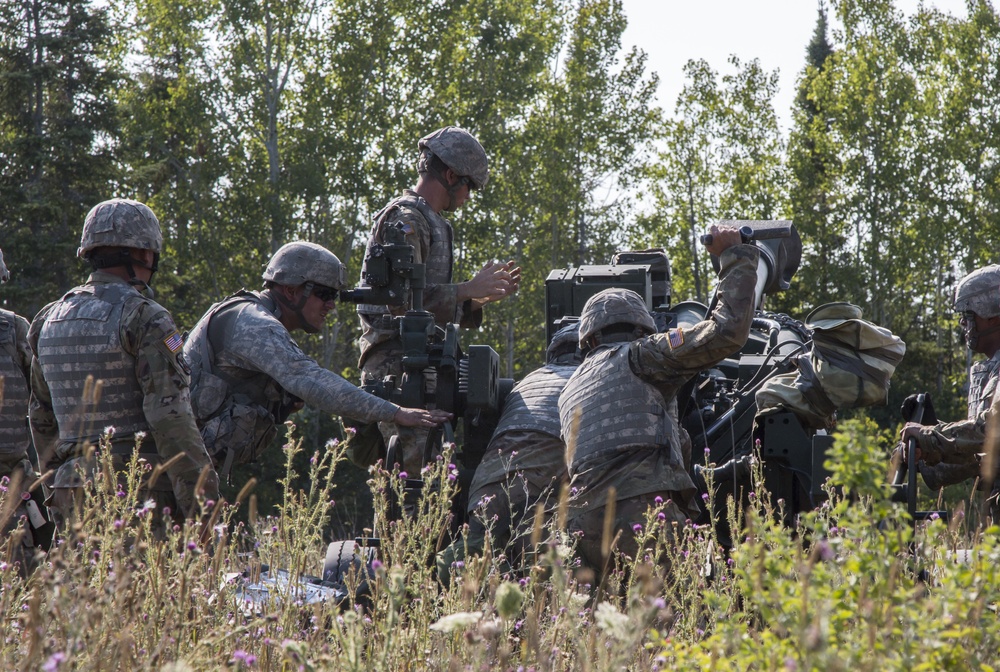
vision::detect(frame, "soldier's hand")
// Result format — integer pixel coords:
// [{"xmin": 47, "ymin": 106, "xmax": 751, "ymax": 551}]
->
[
  {"xmin": 899, "ymin": 422, "xmax": 923, "ymax": 444},
  {"xmin": 900, "ymin": 422, "xmax": 941, "ymax": 465},
  {"xmin": 703, "ymin": 224, "xmax": 743, "ymax": 256},
  {"xmin": 394, "ymin": 407, "xmax": 453, "ymax": 428},
  {"xmin": 505, "ymin": 261, "xmax": 521, "ymax": 296},
  {"xmin": 461, "ymin": 260, "xmax": 518, "ymax": 306}
]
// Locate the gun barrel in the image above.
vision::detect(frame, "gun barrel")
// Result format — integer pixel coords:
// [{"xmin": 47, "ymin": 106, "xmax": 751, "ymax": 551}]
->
[{"xmin": 700, "ymin": 224, "xmax": 792, "ymax": 247}]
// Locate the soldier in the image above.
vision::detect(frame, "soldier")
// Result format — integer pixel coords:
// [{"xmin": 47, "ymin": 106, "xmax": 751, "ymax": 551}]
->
[
  {"xmin": 558, "ymin": 226, "xmax": 759, "ymax": 576},
  {"xmin": 184, "ymin": 241, "xmax": 452, "ymax": 480},
  {"xmin": 28, "ymin": 199, "xmax": 219, "ymax": 529},
  {"xmin": 357, "ymin": 126, "xmax": 520, "ymax": 474},
  {"xmin": 437, "ymin": 323, "xmax": 581, "ymax": 584},
  {"xmin": 902, "ymin": 264, "xmax": 1000, "ymax": 488},
  {"xmin": 0, "ymin": 249, "xmax": 48, "ymax": 569}
]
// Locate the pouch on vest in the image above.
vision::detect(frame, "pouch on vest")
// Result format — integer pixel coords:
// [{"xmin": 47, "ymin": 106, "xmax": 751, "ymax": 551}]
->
[
  {"xmin": 201, "ymin": 401, "xmax": 276, "ymax": 479},
  {"xmin": 341, "ymin": 416, "xmax": 386, "ymax": 468},
  {"xmin": 190, "ymin": 369, "xmax": 229, "ymax": 420}
]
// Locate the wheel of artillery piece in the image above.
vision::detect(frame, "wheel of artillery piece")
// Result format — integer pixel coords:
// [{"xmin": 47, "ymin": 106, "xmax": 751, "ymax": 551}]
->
[{"xmin": 323, "ymin": 540, "xmax": 377, "ymax": 587}]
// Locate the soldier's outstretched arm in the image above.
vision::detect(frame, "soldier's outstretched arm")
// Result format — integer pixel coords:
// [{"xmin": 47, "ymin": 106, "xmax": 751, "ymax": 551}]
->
[
  {"xmin": 236, "ymin": 320, "xmax": 403, "ymax": 424},
  {"xmin": 394, "ymin": 407, "xmax": 453, "ymax": 428},
  {"xmin": 631, "ymin": 242, "xmax": 760, "ymax": 387}
]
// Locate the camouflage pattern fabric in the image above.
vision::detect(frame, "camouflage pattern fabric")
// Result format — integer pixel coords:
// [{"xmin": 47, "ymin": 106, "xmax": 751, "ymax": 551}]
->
[
  {"xmin": 915, "ymin": 349, "xmax": 1000, "ymax": 487},
  {"xmin": 560, "ymin": 244, "xmax": 760, "ymax": 572},
  {"xmin": 418, "ymin": 126, "xmax": 489, "ymax": 189},
  {"xmin": 0, "ymin": 309, "xmax": 43, "ymax": 573},
  {"xmin": 569, "ymin": 491, "xmax": 689, "ymax": 574},
  {"xmin": 0, "ymin": 309, "xmax": 32, "ymax": 473},
  {"xmin": 184, "ymin": 289, "xmax": 399, "ymax": 471},
  {"xmin": 437, "ymin": 359, "xmax": 576, "ymax": 585},
  {"xmin": 357, "ymin": 190, "xmax": 480, "ymax": 362},
  {"xmin": 28, "ymin": 272, "xmax": 219, "ymax": 522},
  {"xmin": 78, "ymin": 198, "xmax": 163, "ymax": 255},
  {"xmin": 357, "ymin": 190, "xmax": 482, "ymax": 473}
]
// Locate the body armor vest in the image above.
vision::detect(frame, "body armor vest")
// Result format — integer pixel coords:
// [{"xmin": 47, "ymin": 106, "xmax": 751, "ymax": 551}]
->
[
  {"xmin": 357, "ymin": 192, "xmax": 453, "ymax": 318},
  {"xmin": 185, "ymin": 291, "xmax": 290, "ymax": 476},
  {"xmin": 186, "ymin": 291, "xmax": 277, "ymax": 417},
  {"xmin": 968, "ymin": 351, "xmax": 1000, "ymax": 418},
  {"xmin": 559, "ymin": 345, "xmax": 678, "ymax": 471},
  {"xmin": 0, "ymin": 311, "xmax": 30, "ymax": 459},
  {"xmin": 36, "ymin": 283, "xmax": 150, "ymax": 443},
  {"xmin": 495, "ymin": 364, "xmax": 576, "ymax": 438}
]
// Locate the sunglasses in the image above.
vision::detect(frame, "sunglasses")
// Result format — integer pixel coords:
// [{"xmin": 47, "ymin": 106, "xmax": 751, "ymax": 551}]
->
[
  {"xmin": 311, "ymin": 285, "xmax": 339, "ymax": 302},
  {"xmin": 458, "ymin": 175, "xmax": 478, "ymax": 192}
]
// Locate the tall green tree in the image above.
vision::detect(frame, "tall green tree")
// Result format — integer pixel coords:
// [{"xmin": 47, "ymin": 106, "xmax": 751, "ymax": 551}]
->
[
  {"xmin": 108, "ymin": 0, "xmax": 232, "ymax": 325},
  {"xmin": 644, "ymin": 56, "xmax": 784, "ymax": 304},
  {"xmin": 0, "ymin": 0, "xmax": 120, "ymax": 315},
  {"xmin": 787, "ymin": 3, "xmax": 843, "ymax": 311}
]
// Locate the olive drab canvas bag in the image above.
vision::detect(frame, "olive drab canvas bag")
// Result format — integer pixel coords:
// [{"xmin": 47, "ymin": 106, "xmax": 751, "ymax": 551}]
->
[{"xmin": 756, "ymin": 302, "xmax": 906, "ymax": 427}]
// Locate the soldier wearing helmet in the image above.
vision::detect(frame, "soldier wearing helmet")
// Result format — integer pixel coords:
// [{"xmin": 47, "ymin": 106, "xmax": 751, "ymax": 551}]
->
[
  {"xmin": 437, "ymin": 323, "xmax": 583, "ymax": 586},
  {"xmin": 901, "ymin": 264, "xmax": 1000, "ymax": 489},
  {"xmin": 0, "ymin": 248, "xmax": 47, "ymax": 570},
  {"xmin": 183, "ymin": 241, "xmax": 452, "ymax": 480},
  {"xmin": 28, "ymin": 199, "xmax": 220, "ymax": 530},
  {"xmin": 356, "ymin": 126, "xmax": 520, "ymax": 474},
  {"xmin": 557, "ymin": 225, "xmax": 759, "ymax": 577}
]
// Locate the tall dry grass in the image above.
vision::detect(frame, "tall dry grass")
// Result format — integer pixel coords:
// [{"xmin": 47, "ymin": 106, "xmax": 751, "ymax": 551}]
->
[{"xmin": 1, "ymin": 418, "xmax": 998, "ymax": 671}]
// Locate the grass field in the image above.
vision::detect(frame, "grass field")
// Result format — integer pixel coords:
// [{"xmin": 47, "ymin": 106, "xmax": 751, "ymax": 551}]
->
[{"xmin": 2, "ymin": 419, "xmax": 998, "ymax": 671}]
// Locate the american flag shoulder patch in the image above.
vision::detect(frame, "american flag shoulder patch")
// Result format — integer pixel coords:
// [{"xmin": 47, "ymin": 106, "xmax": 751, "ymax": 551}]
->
[
  {"xmin": 163, "ymin": 331, "xmax": 183, "ymax": 353},
  {"xmin": 667, "ymin": 328, "xmax": 685, "ymax": 350}
]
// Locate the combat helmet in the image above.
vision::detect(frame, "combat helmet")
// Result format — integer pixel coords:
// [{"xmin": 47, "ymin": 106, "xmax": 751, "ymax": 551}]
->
[
  {"xmin": 78, "ymin": 199, "xmax": 163, "ymax": 259},
  {"xmin": 578, "ymin": 288, "xmax": 656, "ymax": 349},
  {"xmin": 418, "ymin": 126, "xmax": 489, "ymax": 190},
  {"xmin": 0, "ymin": 248, "xmax": 9, "ymax": 284},
  {"xmin": 546, "ymin": 322, "xmax": 581, "ymax": 363},
  {"xmin": 263, "ymin": 242, "xmax": 347, "ymax": 290},
  {"xmin": 953, "ymin": 264, "xmax": 1000, "ymax": 319}
]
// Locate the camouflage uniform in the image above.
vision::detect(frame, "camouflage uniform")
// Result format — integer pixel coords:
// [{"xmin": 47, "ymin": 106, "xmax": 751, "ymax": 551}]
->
[
  {"xmin": 29, "ymin": 271, "xmax": 219, "ymax": 525},
  {"xmin": 915, "ymin": 264, "xmax": 1000, "ymax": 487},
  {"xmin": 357, "ymin": 127, "xmax": 491, "ymax": 475},
  {"xmin": 914, "ymin": 350, "xmax": 1000, "ymax": 487},
  {"xmin": 560, "ymin": 245, "xmax": 760, "ymax": 572},
  {"xmin": 437, "ymin": 338, "xmax": 580, "ymax": 582},
  {"xmin": 357, "ymin": 192, "xmax": 482, "ymax": 474},
  {"xmin": 185, "ymin": 289, "xmax": 400, "ymax": 477},
  {"xmin": 0, "ymin": 307, "xmax": 44, "ymax": 567}
]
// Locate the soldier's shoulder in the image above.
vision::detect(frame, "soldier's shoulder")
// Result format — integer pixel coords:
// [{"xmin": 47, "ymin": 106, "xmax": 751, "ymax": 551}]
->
[
  {"xmin": 27, "ymin": 300, "xmax": 60, "ymax": 342},
  {"xmin": 0, "ymin": 308, "xmax": 28, "ymax": 334},
  {"xmin": 125, "ymin": 296, "xmax": 181, "ymax": 338},
  {"xmin": 380, "ymin": 200, "xmax": 429, "ymax": 236}
]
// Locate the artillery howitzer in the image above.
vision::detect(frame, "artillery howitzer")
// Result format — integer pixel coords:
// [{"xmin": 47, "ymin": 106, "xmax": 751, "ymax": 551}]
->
[
  {"xmin": 545, "ymin": 221, "xmax": 833, "ymax": 543},
  {"xmin": 263, "ymin": 219, "xmax": 909, "ymax": 601},
  {"xmin": 545, "ymin": 221, "xmax": 911, "ymax": 547}
]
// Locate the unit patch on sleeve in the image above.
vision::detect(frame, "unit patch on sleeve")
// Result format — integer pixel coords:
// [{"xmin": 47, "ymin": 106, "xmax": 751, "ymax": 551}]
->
[
  {"xmin": 667, "ymin": 328, "xmax": 685, "ymax": 350},
  {"xmin": 163, "ymin": 331, "xmax": 184, "ymax": 353}
]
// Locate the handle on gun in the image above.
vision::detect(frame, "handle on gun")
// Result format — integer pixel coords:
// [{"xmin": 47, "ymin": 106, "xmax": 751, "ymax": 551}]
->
[
  {"xmin": 700, "ymin": 224, "xmax": 793, "ymax": 247},
  {"xmin": 891, "ymin": 392, "xmax": 926, "ymax": 487},
  {"xmin": 700, "ymin": 225, "xmax": 755, "ymax": 247}
]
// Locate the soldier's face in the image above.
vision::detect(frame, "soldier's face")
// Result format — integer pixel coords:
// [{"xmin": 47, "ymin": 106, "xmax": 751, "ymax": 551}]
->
[{"xmin": 301, "ymin": 290, "xmax": 336, "ymax": 330}]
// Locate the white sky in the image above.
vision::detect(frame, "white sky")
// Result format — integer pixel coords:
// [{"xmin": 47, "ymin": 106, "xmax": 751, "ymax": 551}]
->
[{"xmin": 618, "ymin": 0, "xmax": 972, "ymax": 131}]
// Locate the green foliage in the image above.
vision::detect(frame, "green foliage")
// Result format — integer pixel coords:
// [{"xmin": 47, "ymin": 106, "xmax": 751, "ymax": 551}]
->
[
  {"xmin": 5, "ymin": 423, "xmax": 1000, "ymax": 670},
  {"xmin": 0, "ymin": 0, "xmax": 121, "ymax": 316}
]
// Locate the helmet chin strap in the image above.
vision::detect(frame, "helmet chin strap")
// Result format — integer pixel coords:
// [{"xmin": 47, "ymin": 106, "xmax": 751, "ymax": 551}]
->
[
  {"xmin": 274, "ymin": 282, "xmax": 321, "ymax": 333},
  {"xmin": 967, "ymin": 319, "xmax": 1000, "ymax": 351},
  {"xmin": 431, "ymin": 168, "xmax": 464, "ymax": 211}
]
